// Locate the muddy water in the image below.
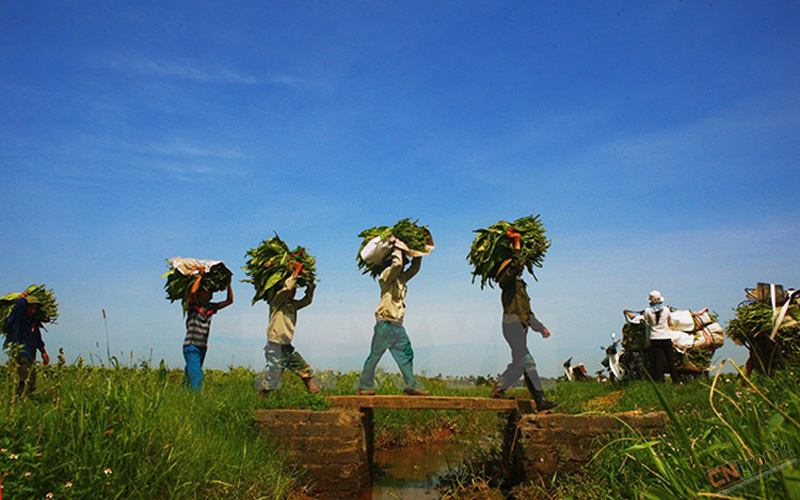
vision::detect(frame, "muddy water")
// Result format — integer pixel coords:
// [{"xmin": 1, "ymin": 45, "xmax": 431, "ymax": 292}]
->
[{"xmin": 360, "ymin": 440, "xmax": 470, "ymax": 499}]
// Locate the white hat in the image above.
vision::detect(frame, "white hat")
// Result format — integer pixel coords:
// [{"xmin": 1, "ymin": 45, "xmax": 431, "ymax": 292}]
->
[{"xmin": 648, "ymin": 290, "xmax": 664, "ymax": 304}]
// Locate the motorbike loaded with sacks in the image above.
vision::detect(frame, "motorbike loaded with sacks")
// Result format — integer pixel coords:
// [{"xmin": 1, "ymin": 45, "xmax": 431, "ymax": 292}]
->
[{"xmin": 608, "ymin": 307, "xmax": 724, "ymax": 382}]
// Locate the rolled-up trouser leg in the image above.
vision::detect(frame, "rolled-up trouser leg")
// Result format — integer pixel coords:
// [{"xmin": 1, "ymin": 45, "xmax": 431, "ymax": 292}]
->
[
  {"xmin": 259, "ymin": 342, "xmax": 288, "ymax": 391},
  {"xmin": 284, "ymin": 345, "xmax": 315, "ymax": 380}
]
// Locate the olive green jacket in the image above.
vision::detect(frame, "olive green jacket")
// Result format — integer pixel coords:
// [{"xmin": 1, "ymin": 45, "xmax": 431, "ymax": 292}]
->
[{"xmin": 497, "ymin": 255, "xmax": 546, "ymax": 333}]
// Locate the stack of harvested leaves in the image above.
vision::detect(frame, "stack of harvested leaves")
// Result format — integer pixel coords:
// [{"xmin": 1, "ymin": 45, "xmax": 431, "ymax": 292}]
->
[
  {"xmin": 243, "ymin": 234, "xmax": 318, "ymax": 305},
  {"xmin": 164, "ymin": 258, "xmax": 232, "ymax": 311},
  {"xmin": 1, "ymin": 284, "xmax": 59, "ymax": 344},
  {"xmin": 467, "ymin": 214, "xmax": 550, "ymax": 289},
  {"xmin": 726, "ymin": 299, "xmax": 800, "ymax": 373},
  {"xmin": 356, "ymin": 218, "xmax": 433, "ymax": 279}
]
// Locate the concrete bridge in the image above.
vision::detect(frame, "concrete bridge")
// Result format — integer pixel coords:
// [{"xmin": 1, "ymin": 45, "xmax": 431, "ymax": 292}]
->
[{"xmin": 254, "ymin": 396, "xmax": 665, "ymax": 499}]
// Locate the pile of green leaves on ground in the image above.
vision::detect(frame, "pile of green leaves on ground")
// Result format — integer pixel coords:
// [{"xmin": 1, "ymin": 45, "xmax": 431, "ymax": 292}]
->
[
  {"xmin": 243, "ymin": 234, "xmax": 318, "ymax": 304},
  {"xmin": 356, "ymin": 218, "xmax": 431, "ymax": 278},
  {"xmin": 467, "ymin": 214, "xmax": 550, "ymax": 289},
  {"xmin": 727, "ymin": 300, "xmax": 800, "ymax": 371},
  {"xmin": 163, "ymin": 261, "xmax": 232, "ymax": 311},
  {"xmin": 1, "ymin": 285, "xmax": 58, "ymax": 342}
]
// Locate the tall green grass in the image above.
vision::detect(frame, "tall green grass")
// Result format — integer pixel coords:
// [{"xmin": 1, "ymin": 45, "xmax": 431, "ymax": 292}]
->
[
  {"xmin": 441, "ymin": 365, "xmax": 800, "ymax": 499},
  {"xmin": 1, "ymin": 361, "xmax": 299, "ymax": 499}
]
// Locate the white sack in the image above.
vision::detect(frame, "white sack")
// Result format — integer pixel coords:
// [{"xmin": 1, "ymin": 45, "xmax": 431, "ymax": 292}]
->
[
  {"xmin": 167, "ymin": 257, "xmax": 224, "ymax": 277},
  {"xmin": 360, "ymin": 237, "xmax": 394, "ymax": 265},
  {"xmin": 669, "ymin": 310, "xmax": 695, "ymax": 332},
  {"xmin": 692, "ymin": 322, "xmax": 725, "ymax": 350}
]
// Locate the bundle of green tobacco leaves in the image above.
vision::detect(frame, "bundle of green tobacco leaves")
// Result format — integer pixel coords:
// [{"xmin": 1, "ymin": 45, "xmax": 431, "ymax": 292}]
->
[
  {"xmin": 726, "ymin": 300, "xmax": 800, "ymax": 372},
  {"xmin": 243, "ymin": 234, "xmax": 318, "ymax": 305},
  {"xmin": 1, "ymin": 284, "xmax": 59, "ymax": 343},
  {"xmin": 163, "ymin": 259, "xmax": 232, "ymax": 310},
  {"xmin": 467, "ymin": 214, "xmax": 550, "ymax": 289},
  {"xmin": 356, "ymin": 218, "xmax": 433, "ymax": 279}
]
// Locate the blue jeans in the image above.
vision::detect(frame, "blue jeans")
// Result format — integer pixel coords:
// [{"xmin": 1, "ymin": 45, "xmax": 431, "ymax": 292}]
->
[
  {"xmin": 183, "ymin": 345, "xmax": 207, "ymax": 391},
  {"xmin": 359, "ymin": 321, "xmax": 417, "ymax": 390}
]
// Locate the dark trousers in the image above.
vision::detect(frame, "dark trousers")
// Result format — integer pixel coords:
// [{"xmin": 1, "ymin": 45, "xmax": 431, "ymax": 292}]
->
[
  {"xmin": 648, "ymin": 339, "xmax": 678, "ymax": 383},
  {"xmin": 497, "ymin": 320, "xmax": 543, "ymax": 393},
  {"xmin": 16, "ymin": 356, "xmax": 36, "ymax": 396}
]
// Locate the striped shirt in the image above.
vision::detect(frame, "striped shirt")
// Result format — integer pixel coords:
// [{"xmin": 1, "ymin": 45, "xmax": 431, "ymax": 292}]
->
[{"xmin": 184, "ymin": 306, "xmax": 215, "ymax": 348}]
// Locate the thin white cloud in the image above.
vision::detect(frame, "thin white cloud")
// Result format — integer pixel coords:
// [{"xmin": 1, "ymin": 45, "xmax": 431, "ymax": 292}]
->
[
  {"xmin": 106, "ymin": 56, "xmax": 260, "ymax": 84},
  {"xmin": 99, "ymin": 55, "xmax": 329, "ymax": 91},
  {"xmin": 146, "ymin": 140, "xmax": 246, "ymax": 160}
]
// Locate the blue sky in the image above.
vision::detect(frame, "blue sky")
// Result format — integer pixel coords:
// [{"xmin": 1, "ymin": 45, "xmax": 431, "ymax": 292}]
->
[{"xmin": 2, "ymin": 1, "xmax": 799, "ymax": 379}]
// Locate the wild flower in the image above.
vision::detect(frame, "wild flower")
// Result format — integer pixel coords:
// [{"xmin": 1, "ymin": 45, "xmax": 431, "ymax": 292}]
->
[
  {"xmin": 25, "ymin": 471, "xmax": 32, "ymax": 477},
  {"xmin": 65, "ymin": 481, "xmax": 73, "ymax": 488},
  {"xmin": 9, "ymin": 454, "xmax": 19, "ymax": 460},
  {"xmin": 46, "ymin": 493, "xmax": 54, "ymax": 499},
  {"xmin": 103, "ymin": 467, "xmax": 113, "ymax": 475}
]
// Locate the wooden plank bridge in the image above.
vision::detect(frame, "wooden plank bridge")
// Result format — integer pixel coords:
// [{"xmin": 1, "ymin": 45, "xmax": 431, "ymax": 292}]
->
[{"xmin": 326, "ymin": 395, "xmax": 537, "ymax": 413}]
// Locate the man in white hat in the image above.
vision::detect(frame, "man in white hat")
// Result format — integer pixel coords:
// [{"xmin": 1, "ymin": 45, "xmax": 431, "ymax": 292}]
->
[{"xmin": 643, "ymin": 290, "xmax": 678, "ymax": 383}]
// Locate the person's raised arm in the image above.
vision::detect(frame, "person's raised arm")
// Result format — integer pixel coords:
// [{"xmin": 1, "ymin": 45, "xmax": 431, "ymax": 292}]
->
[
  {"xmin": 295, "ymin": 282, "xmax": 315, "ymax": 310},
  {"xmin": 404, "ymin": 256, "xmax": 422, "ymax": 282},
  {"xmin": 213, "ymin": 284, "xmax": 234, "ymax": 311},
  {"xmin": 187, "ymin": 268, "xmax": 204, "ymax": 305},
  {"xmin": 271, "ymin": 263, "xmax": 300, "ymax": 308},
  {"xmin": 381, "ymin": 248, "xmax": 404, "ymax": 282}
]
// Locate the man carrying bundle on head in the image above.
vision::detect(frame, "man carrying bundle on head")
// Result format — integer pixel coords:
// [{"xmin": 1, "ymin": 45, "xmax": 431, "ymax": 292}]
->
[
  {"xmin": 358, "ymin": 236, "xmax": 429, "ymax": 396},
  {"xmin": 258, "ymin": 261, "xmax": 319, "ymax": 396},
  {"xmin": 489, "ymin": 228, "xmax": 556, "ymax": 410},
  {"xmin": 244, "ymin": 235, "xmax": 321, "ymax": 396},
  {"xmin": 6, "ymin": 292, "xmax": 50, "ymax": 397},
  {"xmin": 183, "ymin": 271, "xmax": 233, "ymax": 391}
]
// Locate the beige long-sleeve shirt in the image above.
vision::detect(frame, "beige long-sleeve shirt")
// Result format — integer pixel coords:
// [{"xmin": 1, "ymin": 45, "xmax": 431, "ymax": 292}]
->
[
  {"xmin": 268, "ymin": 277, "xmax": 314, "ymax": 344},
  {"xmin": 375, "ymin": 249, "xmax": 421, "ymax": 324}
]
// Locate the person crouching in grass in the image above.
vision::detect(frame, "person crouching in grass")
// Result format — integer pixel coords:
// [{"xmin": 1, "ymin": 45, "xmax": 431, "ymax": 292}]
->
[
  {"xmin": 183, "ymin": 272, "xmax": 233, "ymax": 391},
  {"xmin": 256, "ymin": 262, "xmax": 320, "ymax": 397}
]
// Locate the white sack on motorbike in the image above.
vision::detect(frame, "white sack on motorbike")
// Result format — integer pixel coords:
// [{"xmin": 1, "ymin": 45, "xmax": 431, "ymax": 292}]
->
[
  {"xmin": 668, "ymin": 310, "xmax": 695, "ymax": 332},
  {"xmin": 692, "ymin": 322, "xmax": 725, "ymax": 349}
]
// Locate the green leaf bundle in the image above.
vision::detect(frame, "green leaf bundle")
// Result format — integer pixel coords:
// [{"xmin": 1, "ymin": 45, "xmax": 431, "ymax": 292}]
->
[
  {"xmin": 243, "ymin": 234, "xmax": 318, "ymax": 305},
  {"xmin": 726, "ymin": 301, "xmax": 800, "ymax": 366},
  {"xmin": 163, "ymin": 260, "xmax": 232, "ymax": 311},
  {"xmin": 356, "ymin": 218, "xmax": 432, "ymax": 279},
  {"xmin": 467, "ymin": 214, "xmax": 550, "ymax": 289},
  {"xmin": 1, "ymin": 284, "xmax": 59, "ymax": 342}
]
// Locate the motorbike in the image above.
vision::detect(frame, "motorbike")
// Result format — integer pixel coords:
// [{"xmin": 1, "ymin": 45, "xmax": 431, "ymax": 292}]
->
[
  {"xmin": 622, "ymin": 307, "xmax": 722, "ymax": 381},
  {"xmin": 562, "ymin": 357, "xmax": 591, "ymax": 382},
  {"xmin": 600, "ymin": 333, "xmax": 624, "ymax": 382}
]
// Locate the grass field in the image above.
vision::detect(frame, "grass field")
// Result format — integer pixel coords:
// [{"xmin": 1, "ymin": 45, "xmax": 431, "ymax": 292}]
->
[{"xmin": 1, "ymin": 356, "xmax": 798, "ymax": 499}]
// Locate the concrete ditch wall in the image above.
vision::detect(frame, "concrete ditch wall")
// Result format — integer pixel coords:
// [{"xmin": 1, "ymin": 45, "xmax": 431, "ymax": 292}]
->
[
  {"xmin": 516, "ymin": 411, "xmax": 667, "ymax": 480},
  {"xmin": 254, "ymin": 409, "xmax": 371, "ymax": 498}
]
